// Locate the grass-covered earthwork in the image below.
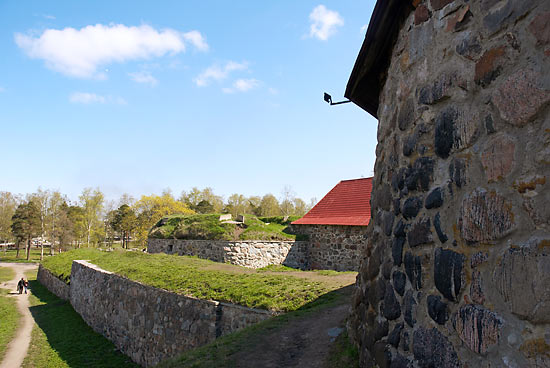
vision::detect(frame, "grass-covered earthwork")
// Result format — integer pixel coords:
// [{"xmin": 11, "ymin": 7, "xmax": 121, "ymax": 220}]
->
[
  {"xmin": 41, "ymin": 248, "xmax": 355, "ymax": 312},
  {"xmin": 148, "ymin": 214, "xmax": 305, "ymax": 241}
]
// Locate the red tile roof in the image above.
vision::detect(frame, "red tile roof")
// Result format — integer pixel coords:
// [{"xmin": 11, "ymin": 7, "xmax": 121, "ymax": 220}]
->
[{"xmin": 292, "ymin": 177, "xmax": 373, "ymax": 226}]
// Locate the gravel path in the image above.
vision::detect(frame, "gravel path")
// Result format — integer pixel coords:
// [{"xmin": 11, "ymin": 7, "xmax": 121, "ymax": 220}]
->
[
  {"xmin": 230, "ymin": 288, "xmax": 353, "ymax": 368},
  {"xmin": 0, "ymin": 263, "xmax": 38, "ymax": 368}
]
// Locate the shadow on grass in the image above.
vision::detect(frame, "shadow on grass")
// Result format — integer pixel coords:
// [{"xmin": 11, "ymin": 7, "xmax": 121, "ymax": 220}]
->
[
  {"xmin": 158, "ymin": 284, "xmax": 358, "ymax": 368},
  {"xmin": 27, "ymin": 279, "xmax": 138, "ymax": 368}
]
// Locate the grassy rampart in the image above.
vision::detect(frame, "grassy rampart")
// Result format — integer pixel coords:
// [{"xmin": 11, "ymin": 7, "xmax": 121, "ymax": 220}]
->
[
  {"xmin": 148, "ymin": 214, "xmax": 303, "ymax": 241},
  {"xmin": 40, "ymin": 249, "xmax": 353, "ymax": 312}
]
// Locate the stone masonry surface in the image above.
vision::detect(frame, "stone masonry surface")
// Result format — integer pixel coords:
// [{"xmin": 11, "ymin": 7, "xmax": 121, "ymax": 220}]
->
[
  {"xmin": 292, "ymin": 224, "xmax": 368, "ymax": 271},
  {"xmin": 148, "ymin": 226, "xmax": 367, "ymax": 272},
  {"xmin": 40, "ymin": 261, "xmax": 274, "ymax": 367},
  {"xmin": 348, "ymin": 1, "xmax": 550, "ymax": 367},
  {"xmin": 37, "ymin": 264, "xmax": 70, "ymax": 301},
  {"xmin": 147, "ymin": 238, "xmax": 309, "ymax": 269}
]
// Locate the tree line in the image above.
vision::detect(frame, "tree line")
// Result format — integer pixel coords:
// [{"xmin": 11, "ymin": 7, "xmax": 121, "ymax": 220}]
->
[{"xmin": 0, "ymin": 187, "xmax": 315, "ymax": 259}]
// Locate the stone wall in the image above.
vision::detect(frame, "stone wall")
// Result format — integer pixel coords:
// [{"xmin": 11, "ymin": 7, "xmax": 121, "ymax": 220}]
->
[
  {"xmin": 147, "ymin": 238, "xmax": 309, "ymax": 269},
  {"xmin": 291, "ymin": 224, "xmax": 368, "ymax": 271},
  {"xmin": 349, "ymin": 1, "xmax": 550, "ymax": 367},
  {"xmin": 148, "ymin": 231, "xmax": 366, "ymax": 271},
  {"xmin": 69, "ymin": 260, "xmax": 274, "ymax": 367},
  {"xmin": 36, "ymin": 264, "xmax": 70, "ymax": 301}
]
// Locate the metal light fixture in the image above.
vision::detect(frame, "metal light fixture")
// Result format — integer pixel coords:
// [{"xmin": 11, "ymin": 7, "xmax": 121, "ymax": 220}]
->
[{"xmin": 324, "ymin": 92, "xmax": 351, "ymax": 106}]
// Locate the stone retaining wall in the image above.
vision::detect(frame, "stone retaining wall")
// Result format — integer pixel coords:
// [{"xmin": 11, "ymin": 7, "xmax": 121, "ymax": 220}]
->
[
  {"xmin": 349, "ymin": 1, "xmax": 550, "ymax": 367},
  {"xmin": 147, "ymin": 238, "xmax": 309, "ymax": 269},
  {"xmin": 39, "ymin": 261, "xmax": 274, "ymax": 367},
  {"xmin": 36, "ymin": 264, "xmax": 70, "ymax": 301}
]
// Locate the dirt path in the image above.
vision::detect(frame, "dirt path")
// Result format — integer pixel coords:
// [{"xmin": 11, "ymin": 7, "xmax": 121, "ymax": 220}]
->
[
  {"xmin": 231, "ymin": 287, "xmax": 353, "ymax": 368},
  {"xmin": 0, "ymin": 263, "xmax": 38, "ymax": 368}
]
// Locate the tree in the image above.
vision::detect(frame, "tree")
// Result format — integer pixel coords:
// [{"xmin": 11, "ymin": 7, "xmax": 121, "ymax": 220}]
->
[
  {"xmin": 194, "ymin": 200, "xmax": 214, "ymax": 214},
  {"xmin": 248, "ymin": 196, "xmax": 262, "ymax": 216},
  {"xmin": 79, "ymin": 188, "xmax": 104, "ymax": 247},
  {"xmin": 259, "ymin": 194, "xmax": 281, "ymax": 216},
  {"xmin": 133, "ymin": 193, "xmax": 194, "ymax": 247},
  {"xmin": 280, "ymin": 185, "xmax": 296, "ymax": 216},
  {"xmin": 29, "ymin": 188, "xmax": 51, "ymax": 260},
  {"xmin": 180, "ymin": 187, "xmax": 202, "ymax": 208},
  {"xmin": 46, "ymin": 191, "xmax": 66, "ymax": 256},
  {"xmin": 293, "ymin": 198, "xmax": 308, "ymax": 216},
  {"xmin": 67, "ymin": 205, "xmax": 86, "ymax": 248},
  {"xmin": 110, "ymin": 204, "xmax": 137, "ymax": 249},
  {"xmin": 307, "ymin": 197, "xmax": 318, "ymax": 212},
  {"xmin": 180, "ymin": 187, "xmax": 223, "ymax": 213},
  {"xmin": 118, "ymin": 193, "xmax": 135, "ymax": 207},
  {"xmin": 199, "ymin": 188, "xmax": 224, "ymax": 213},
  {"xmin": 53, "ymin": 201, "xmax": 74, "ymax": 251},
  {"xmin": 225, "ymin": 194, "xmax": 249, "ymax": 217},
  {"xmin": 11, "ymin": 200, "xmax": 41, "ymax": 260},
  {"xmin": 0, "ymin": 192, "xmax": 18, "ymax": 253}
]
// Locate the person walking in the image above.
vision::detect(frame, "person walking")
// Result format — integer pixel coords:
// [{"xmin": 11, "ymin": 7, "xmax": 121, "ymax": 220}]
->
[
  {"xmin": 16, "ymin": 277, "xmax": 24, "ymax": 294},
  {"xmin": 23, "ymin": 279, "xmax": 28, "ymax": 294}
]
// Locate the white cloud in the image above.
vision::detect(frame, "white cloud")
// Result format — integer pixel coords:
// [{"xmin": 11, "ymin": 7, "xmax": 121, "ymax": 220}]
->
[
  {"xmin": 69, "ymin": 92, "xmax": 126, "ymax": 105},
  {"xmin": 194, "ymin": 61, "xmax": 248, "ymax": 87},
  {"xmin": 309, "ymin": 5, "xmax": 344, "ymax": 41},
  {"xmin": 268, "ymin": 87, "xmax": 279, "ymax": 95},
  {"xmin": 69, "ymin": 92, "xmax": 106, "ymax": 104},
  {"xmin": 43, "ymin": 14, "xmax": 56, "ymax": 20},
  {"xmin": 182, "ymin": 31, "xmax": 208, "ymax": 51},
  {"xmin": 222, "ymin": 78, "xmax": 260, "ymax": 94},
  {"xmin": 15, "ymin": 24, "xmax": 208, "ymax": 79},
  {"xmin": 360, "ymin": 24, "xmax": 368, "ymax": 34},
  {"xmin": 233, "ymin": 78, "xmax": 260, "ymax": 92},
  {"xmin": 128, "ymin": 71, "xmax": 158, "ymax": 86}
]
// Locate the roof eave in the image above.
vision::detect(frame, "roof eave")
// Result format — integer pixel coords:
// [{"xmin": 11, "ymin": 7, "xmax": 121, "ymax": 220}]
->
[{"xmin": 345, "ymin": 0, "xmax": 414, "ymax": 118}]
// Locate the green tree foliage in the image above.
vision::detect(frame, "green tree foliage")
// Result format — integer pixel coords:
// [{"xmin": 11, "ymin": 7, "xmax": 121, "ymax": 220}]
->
[
  {"xmin": 293, "ymin": 198, "xmax": 308, "ymax": 216},
  {"xmin": 133, "ymin": 193, "xmax": 194, "ymax": 247},
  {"xmin": 180, "ymin": 187, "xmax": 223, "ymax": 213},
  {"xmin": 194, "ymin": 200, "xmax": 214, "ymax": 214},
  {"xmin": 247, "ymin": 196, "xmax": 262, "ymax": 216},
  {"xmin": 67, "ymin": 205, "xmax": 86, "ymax": 247},
  {"xmin": 79, "ymin": 188, "xmax": 104, "ymax": 247},
  {"xmin": 29, "ymin": 188, "xmax": 50, "ymax": 259},
  {"xmin": 53, "ymin": 201, "xmax": 75, "ymax": 250},
  {"xmin": 259, "ymin": 194, "xmax": 281, "ymax": 216},
  {"xmin": 46, "ymin": 191, "xmax": 66, "ymax": 255},
  {"xmin": 11, "ymin": 200, "xmax": 41, "ymax": 260},
  {"xmin": 110, "ymin": 204, "xmax": 137, "ymax": 249},
  {"xmin": 225, "ymin": 193, "xmax": 249, "ymax": 217},
  {"xmin": 0, "ymin": 191, "xmax": 18, "ymax": 245},
  {"xmin": 2, "ymin": 185, "xmax": 313, "ymax": 254}
]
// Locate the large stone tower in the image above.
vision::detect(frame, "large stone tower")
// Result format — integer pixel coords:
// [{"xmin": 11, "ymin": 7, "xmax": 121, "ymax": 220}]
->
[{"xmin": 345, "ymin": 0, "xmax": 550, "ymax": 367}]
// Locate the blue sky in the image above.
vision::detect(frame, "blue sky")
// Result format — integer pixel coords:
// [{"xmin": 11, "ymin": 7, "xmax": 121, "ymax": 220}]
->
[{"xmin": 0, "ymin": 0, "xmax": 378, "ymax": 204}]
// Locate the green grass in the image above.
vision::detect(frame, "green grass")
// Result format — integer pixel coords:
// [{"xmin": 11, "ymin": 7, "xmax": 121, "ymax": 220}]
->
[
  {"xmin": 40, "ymin": 249, "xmax": 347, "ymax": 312},
  {"xmin": 257, "ymin": 264, "xmax": 356, "ymax": 276},
  {"xmin": 0, "ymin": 288, "xmax": 20, "ymax": 361},
  {"xmin": 157, "ymin": 286, "xmax": 351, "ymax": 368},
  {"xmin": 0, "ymin": 267, "xmax": 15, "ymax": 282},
  {"xmin": 22, "ymin": 270, "xmax": 138, "ymax": 368},
  {"xmin": 325, "ymin": 330, "xmax": 360, "ymax": 368},
  {"xmin": 0, "ymin": 248, "xmax": 45, "ymax": 263},
  {"xmin": 257, "ymin": 264, "xmax": 299, "ymax": 272},
  {"xmin": 149, "ymin": 213, "xmax": 303, "ymax": 241}
]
